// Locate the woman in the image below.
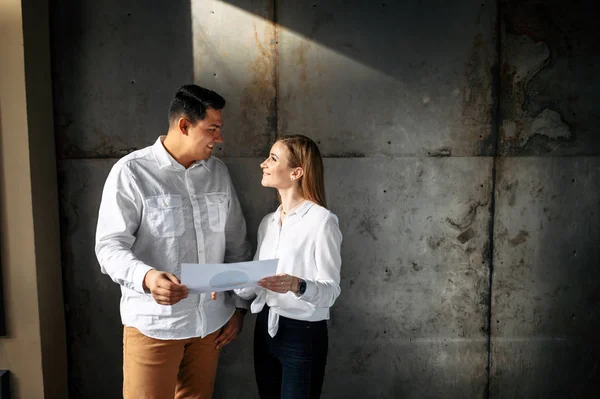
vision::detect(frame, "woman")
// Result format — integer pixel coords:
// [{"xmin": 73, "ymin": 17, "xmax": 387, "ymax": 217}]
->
[{"xmin": 236, "ymin": 134, "xmax": 343, "ymax": 399}]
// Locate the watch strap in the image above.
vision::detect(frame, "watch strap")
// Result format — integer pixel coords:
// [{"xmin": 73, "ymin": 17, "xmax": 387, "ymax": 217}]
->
[{"xmin": 296, "ymin": 278, "xmax": 307, "ymax": 296}]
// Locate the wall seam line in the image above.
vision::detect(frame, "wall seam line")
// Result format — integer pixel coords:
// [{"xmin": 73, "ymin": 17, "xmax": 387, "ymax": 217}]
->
[
  {"xmin": 273, "ymin": 0, "xmax": 279, "ymax": 141},
  {"xmin": 486, "ymin": 1, "xmax": 503, "ymax": 398}
]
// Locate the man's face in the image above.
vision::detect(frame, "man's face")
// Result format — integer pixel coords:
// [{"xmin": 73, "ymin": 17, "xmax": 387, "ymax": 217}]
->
[{"xmin": 186, "ymin": 108, "xmax": 224, "ymax": 160}]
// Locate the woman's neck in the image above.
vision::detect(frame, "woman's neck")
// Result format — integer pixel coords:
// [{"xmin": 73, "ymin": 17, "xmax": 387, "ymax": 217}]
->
[{"xmin": 279, "ymin": 188, "xmax": 306, "ymax": 215}]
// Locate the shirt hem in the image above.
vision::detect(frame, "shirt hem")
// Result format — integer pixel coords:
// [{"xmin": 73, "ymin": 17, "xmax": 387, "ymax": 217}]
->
[{"xmin": 122, "ymin": 307, "xmax": 236, "ymax": 340}]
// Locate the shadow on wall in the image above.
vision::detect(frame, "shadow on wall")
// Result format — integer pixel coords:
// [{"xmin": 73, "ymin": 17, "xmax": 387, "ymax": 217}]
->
[
  {"xmin": 220, "ymin": 0, "xmax": 492, "ymax": 82},
  {"xmin": 49, "ymin": 0, "xmax": 195, "ymax": 160},
  {"xmin": 199, "ymin": 0, "xmax": 497, "ymax": 158},
  {"xmin": 49, "ymin": 1, "xmax": 196, "ymax": 398}
]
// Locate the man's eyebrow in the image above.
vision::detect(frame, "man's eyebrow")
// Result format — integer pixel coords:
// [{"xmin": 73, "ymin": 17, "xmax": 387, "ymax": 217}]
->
[{"xmin": 208, "ymin": 123, "xmax": 223, "ymax": 128}]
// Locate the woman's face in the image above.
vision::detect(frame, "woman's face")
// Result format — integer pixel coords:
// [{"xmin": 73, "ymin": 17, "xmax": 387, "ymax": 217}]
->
[{"xmin": 260, "ymin": 141, "xmax": 296, "ymax": 189}]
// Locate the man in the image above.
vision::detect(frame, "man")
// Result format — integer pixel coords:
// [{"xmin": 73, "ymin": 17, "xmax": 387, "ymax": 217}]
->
[{"xmin": 95, "ymin": 84, "xmax": 251, "ymax": 398}]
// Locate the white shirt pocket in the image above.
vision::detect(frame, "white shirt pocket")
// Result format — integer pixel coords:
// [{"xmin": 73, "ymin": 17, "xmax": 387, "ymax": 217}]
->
[
  {"xmin": 204, "ymin": 192, "xmax": 229, "ymax": 232},
  {"xmin": 144, "ymin": 194, "xmax": 185, "ymax": 237}
]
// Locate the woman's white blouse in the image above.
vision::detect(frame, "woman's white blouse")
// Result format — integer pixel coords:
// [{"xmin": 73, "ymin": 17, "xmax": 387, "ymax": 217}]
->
[{"xmin": 236, "ymin": 201, "xmax": 342, "ymax": 337}]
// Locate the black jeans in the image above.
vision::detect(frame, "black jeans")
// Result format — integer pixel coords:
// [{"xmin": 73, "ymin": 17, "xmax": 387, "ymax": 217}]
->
[{"xmin": 254, "ymin": 305, "xmax": 329, "ymax": 399}]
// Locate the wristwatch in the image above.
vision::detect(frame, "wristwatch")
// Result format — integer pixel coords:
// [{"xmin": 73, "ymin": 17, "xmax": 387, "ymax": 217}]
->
[{"xmin": 296, "ymin": 278, "xmax": 307, "ymax": 296}]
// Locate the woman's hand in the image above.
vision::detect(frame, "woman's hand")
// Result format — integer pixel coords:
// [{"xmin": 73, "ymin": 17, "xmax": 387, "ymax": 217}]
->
[{"xmin": 259, "ymin": 273, "xmax": 300, "ymax": 294}]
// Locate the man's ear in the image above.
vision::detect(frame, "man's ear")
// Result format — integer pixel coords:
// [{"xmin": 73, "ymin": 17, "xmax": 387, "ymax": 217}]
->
[{"xmin": 178, "ymin": 117, "xmax": 190, "ymax": 135}]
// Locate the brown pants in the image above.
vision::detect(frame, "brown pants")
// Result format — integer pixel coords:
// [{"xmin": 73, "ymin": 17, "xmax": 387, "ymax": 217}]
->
[{"xmin": 123, "ymin": 326, "xmax": 220, "ymax": 399}]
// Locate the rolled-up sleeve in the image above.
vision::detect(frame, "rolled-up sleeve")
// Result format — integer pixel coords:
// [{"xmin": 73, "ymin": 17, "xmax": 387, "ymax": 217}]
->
[
  {"xmin": 95, "ymin": 162, "xmax": 153, "ymax": 294},
  {"xmin": 300, "ymin": 213, "xmax": 342, "ymax": 307}
]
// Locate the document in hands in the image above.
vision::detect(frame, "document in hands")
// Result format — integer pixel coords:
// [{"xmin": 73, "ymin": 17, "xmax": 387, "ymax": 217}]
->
[{"xmin": 181, "ymin": 259, "xmax": 279, "ymax": 293}]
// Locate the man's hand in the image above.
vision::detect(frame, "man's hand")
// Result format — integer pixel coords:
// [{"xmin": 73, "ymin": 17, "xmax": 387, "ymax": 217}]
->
[
  {"xmin": 214, "ymin": 310, "xmax": 245, "ymax": 350},
  {"xmin": 143, "ymin": 270, "xmax": 188, "ymax": 305}
]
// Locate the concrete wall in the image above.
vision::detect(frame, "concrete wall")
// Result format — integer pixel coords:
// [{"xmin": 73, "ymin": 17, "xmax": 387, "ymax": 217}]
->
[
  {"xmin": 0, "ymin": 0, "xmax": 68, "ymax": 398},
  {"xmin": 50, "ymin": 0, "xmax": 599, "ymax": 398}
]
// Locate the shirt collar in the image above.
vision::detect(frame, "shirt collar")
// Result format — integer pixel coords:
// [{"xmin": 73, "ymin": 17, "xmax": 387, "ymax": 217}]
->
[
  {"xmin": 270, "ymin": 200, "xmax": 314, "ymax": 222},
  {"xmin": 152, "ymin": 136, "xmax": 211, "ymax": 171}
]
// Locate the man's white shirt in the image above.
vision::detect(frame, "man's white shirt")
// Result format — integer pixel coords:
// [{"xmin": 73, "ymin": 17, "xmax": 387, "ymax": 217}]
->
[{"xmin": 95, "ymin": 136, "xmax": 251, "ymax": 339}]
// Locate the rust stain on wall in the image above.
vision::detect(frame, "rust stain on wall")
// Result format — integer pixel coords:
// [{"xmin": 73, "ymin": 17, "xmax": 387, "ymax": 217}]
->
[
  {"xmin": 461, "ymin": 32, "xmax": 495, "ymax": 156},
  {"xmin": 293, "ymin": 41, "xmax": 311, "ymax": 86},
  {"xmin": 239, "ymin": 20, "xmax": 277, "ymax": 154}
]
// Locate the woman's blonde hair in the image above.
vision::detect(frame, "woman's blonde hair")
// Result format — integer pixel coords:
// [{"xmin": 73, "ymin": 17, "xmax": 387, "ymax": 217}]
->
[{"xmin": 276, "ymin": 134, "xmax": 327, "ymax": 208}]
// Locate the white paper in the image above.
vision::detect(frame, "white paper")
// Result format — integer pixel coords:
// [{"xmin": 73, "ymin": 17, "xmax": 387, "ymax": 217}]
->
[{"xmin": 181, "ymin": 259, "xmax": 279, "ymax": 293}]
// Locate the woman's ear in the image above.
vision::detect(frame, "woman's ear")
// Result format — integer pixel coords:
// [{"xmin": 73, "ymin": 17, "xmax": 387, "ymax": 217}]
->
[{"xmin": 290, "ymin": 167, "xmax": 304, "ymax": 181}]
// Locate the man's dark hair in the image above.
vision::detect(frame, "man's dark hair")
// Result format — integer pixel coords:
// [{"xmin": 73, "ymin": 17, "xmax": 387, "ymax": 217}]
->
[{"xmin": 168, "ymin": 85, "xmax": 226, "ymax": 125}]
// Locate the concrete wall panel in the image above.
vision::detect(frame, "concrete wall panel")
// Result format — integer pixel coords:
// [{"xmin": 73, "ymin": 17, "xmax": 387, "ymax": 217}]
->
[
  {"xmin": 491, "ymin": 157, "xmax": 600, "ymax": 398},
  {"xmin": 499, "ymin": 0, "xmax": 600, "ymax": 156},
  {"xmin": 324, "ymin": 339, "xmax": 487, "ymax": 399},
  {"xmin": 192, "ymin": 0, "xmax": 277, "ymax": 157},
  {"xmin": 50, "ymin": 1, "xmax": 194, "ymax": 159},
  {"xmin": 58, "ymin": 156, "xmax": 275, "ymax": 399},
  {"xmin": 277, "ymin": 0, "xmax": 496, "ymax": 157},
  {"xmin": 58, "ymin": 159, "xmax": 122, "ymax": 399},
  {"xmin": 321, "ymin": 157, "xmax": 493, "ymax": 397}
]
